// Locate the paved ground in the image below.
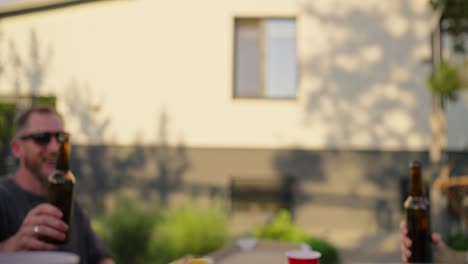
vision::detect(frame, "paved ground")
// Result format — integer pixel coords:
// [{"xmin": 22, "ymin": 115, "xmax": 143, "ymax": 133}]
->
[{"xmin": 330, "ymin": 230, "xmax": 402, "ymax": 264}]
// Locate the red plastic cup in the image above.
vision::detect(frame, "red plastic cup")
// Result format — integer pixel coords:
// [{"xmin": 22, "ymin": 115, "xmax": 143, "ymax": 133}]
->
[{"xmin": 286, "ymin": 250, "xmax": 321, "ymax": 264}]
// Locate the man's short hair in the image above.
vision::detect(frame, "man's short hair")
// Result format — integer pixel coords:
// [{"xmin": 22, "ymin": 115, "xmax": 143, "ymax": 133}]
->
[{"xmin": 15, "ymin": 106, "xmax": 63, "ymax": 134}]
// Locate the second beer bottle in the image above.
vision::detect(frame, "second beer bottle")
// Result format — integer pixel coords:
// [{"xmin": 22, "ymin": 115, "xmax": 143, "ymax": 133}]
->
[
  {"xmin": 47, "ymin": 132, "xmax": 76, "ymax": 245},
  {"xmin": 404, "ymin": 160, "xmax": 433, "ymax": 263}
]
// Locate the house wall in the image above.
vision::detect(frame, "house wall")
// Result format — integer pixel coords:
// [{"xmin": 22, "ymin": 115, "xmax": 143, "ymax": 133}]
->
[
  {"xmin": 0, "ymin": 0, "xmax": 464, "ymax": 257},
  {"xmin": 0, "ymin": 0, "xmax": 444, "ymax": 150},
  {"xmin": 71, "ymin": 145, "xmax": 458, "ymax": 250}
]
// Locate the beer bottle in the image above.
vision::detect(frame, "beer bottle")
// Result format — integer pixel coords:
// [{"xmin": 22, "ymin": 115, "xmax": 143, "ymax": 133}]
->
[
  {"xmin": 47, "ymin": 132, "xmax": 76, "ymax": 245},
  {"xmin": 404, "ymin": 160, "xmax": 433, "ymax": 263}
]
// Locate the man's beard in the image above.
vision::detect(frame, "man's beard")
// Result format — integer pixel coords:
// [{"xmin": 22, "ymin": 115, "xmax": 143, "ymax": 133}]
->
[{"xmin": 24, "ymin": 157, "xmax": 49, "ymax": 187}]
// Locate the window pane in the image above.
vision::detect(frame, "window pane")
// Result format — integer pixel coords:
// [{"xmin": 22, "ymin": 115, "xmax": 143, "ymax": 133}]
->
[
  {"xmin": 234, "ymin": 19, "xmax": 260, "ymax": 97},
  {"xmin": 265, "ymin": 18, "xmax": 297, "ymax": 98}
]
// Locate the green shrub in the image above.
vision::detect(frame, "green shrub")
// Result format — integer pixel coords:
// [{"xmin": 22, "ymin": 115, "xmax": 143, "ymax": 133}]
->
[
  {"xmin": 92, "ymin": 199, "xmax": 228, "ymax": 264},
  {"xmin": 447, "ymin": 227, "xmax": 468, "ymax": 251},
  {"xmin": 94, "ymin": 196, "xmax": 156, "ymax": 264},
  {"xmin": 147, "ymin": 205, "xmax": 228, "ymax": 264},
  {"xmin": 306, "ymin": 237, "xmax": 340, "ymax": 264},
  {"xmin": 254, "ymin": 209, "xmax": 340, "ymax": 264},
  {"xmin": 253, "ymin": 209, "xmax": 308, "ymax": 242}
]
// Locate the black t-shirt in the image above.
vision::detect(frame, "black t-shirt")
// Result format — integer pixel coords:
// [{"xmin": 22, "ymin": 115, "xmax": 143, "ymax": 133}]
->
[{"xmin": 0, "ymin": 177, "xmax": 111, "ymax": 264}]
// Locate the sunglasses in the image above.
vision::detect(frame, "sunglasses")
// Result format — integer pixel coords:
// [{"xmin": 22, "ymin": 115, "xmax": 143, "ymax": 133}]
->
[{"xmin": 20, "ymin": 131, "xmax": 70, "ymax": 146}]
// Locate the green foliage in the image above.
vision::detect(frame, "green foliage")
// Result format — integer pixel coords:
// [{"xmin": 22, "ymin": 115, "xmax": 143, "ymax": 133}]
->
[
  {"xmin": 427, "ymin": 60, "xmax": 465, "ymax": 102},
  {"xmin": 306, "ymin": 237, "xmax": 340, "ymax": 264},
  {"xmin": 430, "ymin": 0, "xmax": 468, "ymax": 53},
  {"xmin": 0, "ymin": 103, "xmax": 15, "ymax": 143},
  {"xmin": 31, "ymin": 96, "xmax": 56, "ymax": 108},
  {"xmin": 148, "ymin": 205, "xmax": 228, "ymax": 264},
  {"xmin": 95, "ymin": 203, "xmax": 339, "ymax": 264},
  {"xmin": 0, "ymin": 103, "xmax": 16, "ymax": 176},
  {"xmin": 94, "ymin": 197, "xmax": 156, "ymax": 264},
  {"xmin": 447, "ymin": 227, "xmax": 468, "ymax": 251},
  {"xmin": 93, "ymin": 197, "xmax": 228, "ymax": 264},
  {"xmin": 254, "ymin": 210, "xmax": 308, "ymax": 242},
  {"xmin": 253, "ymin": 209, "xmax": 340, "ymax": 264}
]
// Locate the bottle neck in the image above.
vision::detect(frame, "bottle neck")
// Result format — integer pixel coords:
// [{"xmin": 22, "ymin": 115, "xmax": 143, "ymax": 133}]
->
[
  {"xmin": 409, "ymin": 167, "xmax": 424, "ymax": 197},
  {"xmin": 56, "ymin": 140, "xmax": 70, "ymax": 172}
]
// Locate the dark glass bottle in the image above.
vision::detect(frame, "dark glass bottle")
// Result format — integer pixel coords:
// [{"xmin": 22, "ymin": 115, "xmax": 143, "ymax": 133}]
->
[
  {"xmin": 47, "ymin": 133, "xmax": 75, "ymax": 245},
  {"xmin": 404, "ymin": 160, "xmax": 433, "ymax": 263}
]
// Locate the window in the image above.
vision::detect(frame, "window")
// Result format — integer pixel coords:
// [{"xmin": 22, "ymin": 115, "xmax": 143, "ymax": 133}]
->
[{"xmin": 234, "ymin": 18, "xmax": 297, "ymax": 99}]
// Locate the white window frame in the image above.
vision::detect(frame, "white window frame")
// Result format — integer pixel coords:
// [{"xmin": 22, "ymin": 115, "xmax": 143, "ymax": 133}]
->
[{"xmin": 233, "ymin": 17, "xmax": 298, "ymax": 100}]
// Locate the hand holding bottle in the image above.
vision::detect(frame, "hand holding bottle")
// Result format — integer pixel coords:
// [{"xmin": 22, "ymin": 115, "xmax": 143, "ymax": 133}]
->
[
  {"xmin": 400, "ymin": 220, "xmax": 441, "ymax": 263},
  {"xmin": 403, "ymin": 160, "xmax": 433, "ymax": 263},
  {"xmin": 0, "ymin": 203, "xmax": 68, "ymax": 252}
]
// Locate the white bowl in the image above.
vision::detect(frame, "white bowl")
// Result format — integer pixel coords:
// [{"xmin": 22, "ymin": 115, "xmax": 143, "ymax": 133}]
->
[{"xmin": 237, "ymin": 237, "xmax": 257, "ymax": 251}]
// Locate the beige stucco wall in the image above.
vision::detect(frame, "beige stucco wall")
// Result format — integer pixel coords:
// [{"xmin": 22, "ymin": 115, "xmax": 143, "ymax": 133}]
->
[{"xmin": 0, "ymin": 0, "xmax": 440, "ymax": 150}]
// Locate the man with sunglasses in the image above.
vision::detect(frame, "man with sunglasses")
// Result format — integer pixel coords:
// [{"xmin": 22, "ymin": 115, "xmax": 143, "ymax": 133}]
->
[{"xmin": 0, "ymin": 106, "xmax": 114, "ymax": 264}]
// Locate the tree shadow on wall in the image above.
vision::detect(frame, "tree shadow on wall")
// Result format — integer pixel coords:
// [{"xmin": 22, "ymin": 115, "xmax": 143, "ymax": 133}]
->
[
  {"xmin": 292, "ymin": 2, "xmax": 434, "ymax": 234},
  {"xmin": 0, "ymin": 28, "xmax": 53, "ymax": 175},
  {"xmin": 114, "ymin": 110, "xmax": 190, "ymax": 207},
  {"xmin": 274, "ymin": 148, "xmax": 428, "ymax": 232},
  {"xmin": 141, "ymin": 110, "xmax": 190, "ymax": 205},
  {"xmin": 300, "ymin": 1, "xmax": 431, "ymax": 150},
  {"xmin": 67, "ymin": 100, "xmax": 190, "ymax": 213},
  {"xmin": 7, "ymin": 28, "xmax": 53, "ymax": 96},
  {"xmin": 62, "ymin": 80, "xmax": 114, "ymax": 213},
  {"xmin": 274, "ymin": 148, "xmax": 325, "ymax": 182}
]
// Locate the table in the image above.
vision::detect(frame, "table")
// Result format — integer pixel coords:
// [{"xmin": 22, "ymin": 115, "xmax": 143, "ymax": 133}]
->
[
  {"xmin": 0, "ymin": 251, "xmax": 79, "ymax": 264},
  {"xmin": 170, "ymin": 239, "xmax": 302, "ymax": 264},
  {"xmin": 218, "ymin": 250, "xmax": 287, "ymax": 264},
  {"xmin": 208, "ymin": 239, "xmax": 303, "ymax": 264}
]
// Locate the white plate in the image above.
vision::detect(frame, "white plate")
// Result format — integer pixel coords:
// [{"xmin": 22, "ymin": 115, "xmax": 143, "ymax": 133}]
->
[{"xmin": 0, "ymin": 251, "xmax": 79, "ymax": 264}]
